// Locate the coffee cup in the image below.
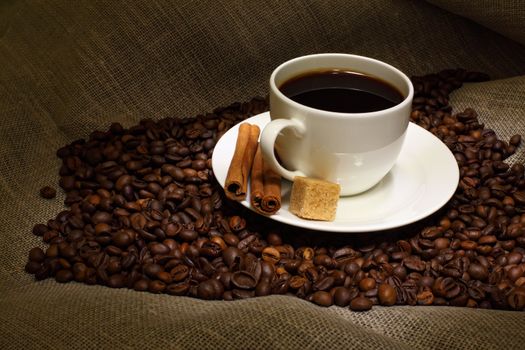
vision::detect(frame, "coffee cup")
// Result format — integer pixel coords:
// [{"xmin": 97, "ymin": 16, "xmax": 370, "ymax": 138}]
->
[{"xmin": 260, "ymin": 53, "xmax": 414, "ymax": 196}]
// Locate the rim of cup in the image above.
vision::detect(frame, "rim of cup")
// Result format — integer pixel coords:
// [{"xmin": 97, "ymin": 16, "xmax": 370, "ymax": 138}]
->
[{"xmin": 270, "ymin": 53, "xmax": 414, "ymax": 120}]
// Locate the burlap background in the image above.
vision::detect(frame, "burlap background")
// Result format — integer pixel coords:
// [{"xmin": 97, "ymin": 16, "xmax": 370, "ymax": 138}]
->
[
  {"xmin": 1, "ymin": 1, "xmax": 525, "ymax": 349},
  {"xmin": 427, "ymin": 0, "xmax": 525, "ymax": 46}
]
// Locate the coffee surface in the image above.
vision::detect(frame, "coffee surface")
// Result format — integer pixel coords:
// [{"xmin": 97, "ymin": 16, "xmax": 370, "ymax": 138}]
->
[{"xmin": 279, "ymin": 70, "xmax": 404, "ymax": 113}]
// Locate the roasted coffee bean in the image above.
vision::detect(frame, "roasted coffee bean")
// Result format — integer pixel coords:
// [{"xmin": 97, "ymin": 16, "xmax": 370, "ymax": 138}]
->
[
  {"xmin": 403, "ymin": 256, "xmax": 426, "ymax": 272},
  {"xmin": 507, "ymin": 252, "xmax": 523, "ymax": 265},
  {"xmin": 378, "ymin": 284, "xmax": 397, "ymax": 306},
  {"xmin": 417, "ymin": 290, "xmax": 435, "ymax": 305},
  {"xmin": 197, "ymin": 279, "xmax": 224, "ymax": 300},
  {"xmin": 228, "ymin": 216, "xmax": 246, "ymax": 231},
  {"xmin": 330, "ymin": 269, "xmax": 346, "ymax": 286},
  {"xmin": 468, "ymin": 263, "xmax": 488, "ymax": 281},
  {"xmin": 510, "ymin": 135, "xmax": 522, "ymax": 147},
  {"xmin": 28, "ymin": 247, "xmax": 46, "ymax": 263},
  {"xmin": 148, "ymin": 280, "xmax": 166, "ymax": 293},
  {"xmin": 304, "ymin": 266, "xmax": 319, "ymax": 284},
  {"xmin": 364, "ymin": 288, "xmax": 378, "ymax": 298},
  {"xmin": 25, "ymin": 261, "xmax": 42, "ymax": 274},
  {"xmin": 143, "ymin": 263, "xmax": 162, "ymax": 279},
  {"xmin": 40, "ymin": 186, "xmax": 57, "ymax": 199},
  {"xmin": 228, "ymin": 288, "xmax": 253, "ymax": 299},
  {"xmin": 255, "ymin": 278, "xmax": 272, "ymax": 297},
  {"xmin": 107, "ymin": 274, "xmax": 126, "ymax": 288},
  {"xmin": 55, "ymin": 269, "xmax": 74, "ymax": 283},
  {"xmin": 261, "ymin": 246, "xmax": 280, "ymax": 264},
  {"xmin": 149, "ymin": 242, "xmax": 170, "ymax": 256},
  {"xmin": 433, "ymin": 277, "xmax": 461, "ymax": 299},
  {"xmin": 434, "ymin": 237, "xmax": 450, "ymax": 250},
  {"xmin": 333, "ymin": 287, "xmax": 352, "ymax": 307},
  {"xmin": 350, "ymin": 296, "xmax": 373, "ymax": 311},
  {"xmin": 157, "ymin": 271, "xmax": 172, "ymax": 284},
  {"xmin": 133, "ymin": 279, "xmax": 149, "ymax": 292},
  {"xmin": 46, "ymin": 244, "xmax": 59, "ymax": 258},
  {"xmin": 58, "ymin": 243, "xmax": 76, "ymax": 259},
  {"xmin": 231, "ymin": 271, "xmax": 257, "ymax": 290},
  {"xmin": 223, "ymin": 233, "xmax": 239, "ymax": 247},
  {"xmin": 166, "ymin": 282, "xmax": 190, "ymax": 296},
  {"xmin": 106, "ymin": 257, "xmax": 122, "ymax": 274},
  {"xmin": 199, "ymin": 242, "xmax": 222, "ymax": 258},
  {"xmin": 170, "ymin": 264, "xmax": 190, "ymax": 282},
  {"xmin": 179, "ymin": 229, "xmax": 198, "ymax": 242},
  {"xmin": 259, "ymin": 260, "xmax": 275, "ymax": 280},
  {"xmin": 92, "ymin": 211, "xmax": 112, "ymax": 225},
  {"xmin": 238, "ymin": 235, "xmax": 257, "ymax": 252},
  {"xmin": 32, "ymin": 224, "xmax": 48, "ymax": 236},
  {"xmin": 314, "ymin": 254, "xmax": 333, "ymax": 268},
  {"xmin": 72, "ymin": 262, "xmax": 87, "ymax": 282},
  {"xmin": 419, "ymin": 276, "xmax": 435, "ymax": 288},
  {"xmin": 344, "ymin": 262, "xmax": 361, "ymax": 276},
  {"xmin": 314, "ymin": 276, "xmax": 335, "ymax": 291},
  {"xmin": 112, "ymin": 230, "xmax": 135, "ymax": 248},
  {"xmin": 507, "ymin": 287, "xmax": 525, "ymax": 310},
  {"xmin": 507, "ymin": 266, "xmax": 524, "ymax": 282},
  {"xmin": 271, "ymin": 276, "xmax": 290, "ymax": 294},
  {"xmin": 301, "ymin": 247, "xmax": 315, "ymax": 261},
  {"xmin": 34, "ymin": 263, "xmax": 50, "ymax": 280},
  {"xmin": 312, "ymin": 291, "xmax": 333, "ymax": 307},
  {"xmin": 359, "ymin": 277, "xmax": 376, "ymax": 292},
  {"xmin": 222, "ymin": 247, "xmax": 243, "ymax": 269}
]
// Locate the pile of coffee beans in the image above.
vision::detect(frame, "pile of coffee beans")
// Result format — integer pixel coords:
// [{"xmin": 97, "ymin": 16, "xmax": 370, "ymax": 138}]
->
[{"xmin": 25, "ymin": 69, "xmax": 525, "ymax": 311}]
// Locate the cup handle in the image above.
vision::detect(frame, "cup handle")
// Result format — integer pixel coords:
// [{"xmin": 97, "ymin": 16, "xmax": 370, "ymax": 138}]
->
[{"xmin": 260, "ymin": 118, "xmax": 307, "ymax": 181}]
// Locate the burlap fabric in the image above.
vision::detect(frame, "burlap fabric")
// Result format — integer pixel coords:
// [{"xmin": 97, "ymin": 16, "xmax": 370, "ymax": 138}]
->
[
  {"xmin": 427, "ymin": 0, "xmax": 525, "ymax": 46},
  {"xmin": 1, "ymin": 1, "xmax": 525, "ymax": 349}
]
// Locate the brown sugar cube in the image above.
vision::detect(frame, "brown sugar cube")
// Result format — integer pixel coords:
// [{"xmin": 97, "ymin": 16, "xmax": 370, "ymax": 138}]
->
[{"xmin": 289, "ymin": 176, "xmax": 340, "ymax": 221}]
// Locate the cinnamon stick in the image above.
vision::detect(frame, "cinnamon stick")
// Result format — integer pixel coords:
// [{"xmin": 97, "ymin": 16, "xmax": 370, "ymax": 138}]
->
[
  {"xmin": 225, "ymin": 123, "xmax": 260, "ymax": 201},
  {"xmin": 250, "ymin": 144, "xmax": 281, "ymax": 215}
]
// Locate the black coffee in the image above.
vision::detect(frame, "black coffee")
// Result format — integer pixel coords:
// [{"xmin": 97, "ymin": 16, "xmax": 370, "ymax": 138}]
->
[{"xmin": 279, "ymin": 69, "xmax": 404, "ymax": 113}]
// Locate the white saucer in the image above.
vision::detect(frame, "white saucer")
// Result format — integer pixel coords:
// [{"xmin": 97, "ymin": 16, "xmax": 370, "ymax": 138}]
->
[{"xmin": 212, "ymin": 112, "xmax": 459, "ymax": 232}]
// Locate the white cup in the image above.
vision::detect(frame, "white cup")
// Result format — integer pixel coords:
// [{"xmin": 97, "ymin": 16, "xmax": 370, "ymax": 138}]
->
[{"xmin": 260, "ymin": 53, "xmax": 414, "ymax": 196}]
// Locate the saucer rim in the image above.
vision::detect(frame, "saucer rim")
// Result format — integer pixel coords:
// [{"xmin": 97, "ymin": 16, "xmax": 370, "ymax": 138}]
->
[{"xmin": 212, "ymin": 112, "xmax": 459, "ymax": 233}]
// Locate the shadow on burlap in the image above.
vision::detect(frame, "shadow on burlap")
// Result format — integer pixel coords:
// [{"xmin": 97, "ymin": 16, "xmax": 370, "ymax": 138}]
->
[{"xmin": 1, "ymin": 1, "xmax": 525, "ymax": 349}]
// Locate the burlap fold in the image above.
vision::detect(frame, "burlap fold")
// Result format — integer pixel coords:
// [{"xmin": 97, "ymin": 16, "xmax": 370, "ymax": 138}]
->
[
  {"xmin": 426, "ymin": 0, "xmax": 525, "ymax": 46},
  {"xmin": 2, "ymin": 1, "xmax": 525, "ymax": 349}
]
